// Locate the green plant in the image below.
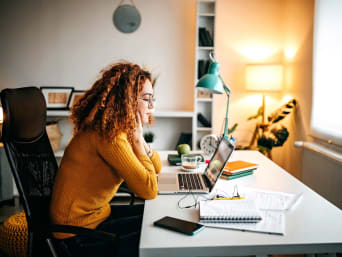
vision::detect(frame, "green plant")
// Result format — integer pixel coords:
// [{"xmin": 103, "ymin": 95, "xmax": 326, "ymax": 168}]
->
[
  {"xmin": 247, "ymin": 99, "xmax": 296, "ymax": 156},
  {"xmin": 143, "ymin": 132, "xmax": 154, "ymax": 143},
  {"xmin": 228, "ymin": 123, "xmax": 238, "ymax": 135}
]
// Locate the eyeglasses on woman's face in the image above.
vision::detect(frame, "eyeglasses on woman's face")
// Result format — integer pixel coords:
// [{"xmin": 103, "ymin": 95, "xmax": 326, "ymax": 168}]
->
[{"xmin": 138, "ymin": 97, "xmax": 156, "ymax": 106}]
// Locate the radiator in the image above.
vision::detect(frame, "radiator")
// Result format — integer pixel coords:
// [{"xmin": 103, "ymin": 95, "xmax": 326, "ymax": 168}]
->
[{"xmin": 295, "ymin": 141, "xmax": 342, "ymax": 209}]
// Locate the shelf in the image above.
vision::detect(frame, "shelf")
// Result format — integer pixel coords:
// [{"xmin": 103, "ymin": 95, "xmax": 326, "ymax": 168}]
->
[
  {"xmin": 197, "ymin": 46, "xmax": 214, "ymax": 50},
  {"xmin": 196, "ymin": 98, "xmax": 213, "ymax": 102},
  {"xmin": 47, "ymin": 110, "xmax": 70, "ymax": 117},
  {"xmin": 199, "ymin": 13, "xmax": 215, "ymax": 17},
  {"xmin": 47, "ymin": 110, "xmax": 194, "ymax": 118},
  {"xmin": 154, "ymin": 111, "xmax": 194, "ymax": 118},
  {"xmin": 197, "ymin": 127, "xmax": 212, "ymax": 131}
]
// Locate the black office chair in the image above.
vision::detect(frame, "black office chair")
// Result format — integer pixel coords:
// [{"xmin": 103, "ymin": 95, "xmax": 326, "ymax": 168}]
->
[{"xmin": 0, "ymin": 87, "xmax": 120, "ymax": 257}]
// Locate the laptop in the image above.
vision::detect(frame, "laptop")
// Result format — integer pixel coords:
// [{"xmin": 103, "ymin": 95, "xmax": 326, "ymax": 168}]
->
[{"xmin": 158, "ymin": 137, "xmax": 235, "ymax": 194}]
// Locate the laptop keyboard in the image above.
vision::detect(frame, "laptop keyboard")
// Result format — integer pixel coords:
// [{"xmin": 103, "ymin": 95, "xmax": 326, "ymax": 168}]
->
[{"xmin": 178, "ymin": 173, "xmax": 204, "ymax": 190}]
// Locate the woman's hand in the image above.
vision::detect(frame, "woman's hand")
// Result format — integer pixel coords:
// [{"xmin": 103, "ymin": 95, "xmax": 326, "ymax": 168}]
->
[
  {"xmin": 132, "ymin": 112, "xmax": 147, "ymax": 156},
  {"xmin": 133, "ymin": 112, "xmax": 144, "ymax": 143}
]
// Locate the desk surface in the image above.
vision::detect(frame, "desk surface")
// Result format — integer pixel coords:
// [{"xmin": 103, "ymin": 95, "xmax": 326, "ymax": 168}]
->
[{"xmin": 139, "ymin": 150, "xmax": 342, "ymax": 257}]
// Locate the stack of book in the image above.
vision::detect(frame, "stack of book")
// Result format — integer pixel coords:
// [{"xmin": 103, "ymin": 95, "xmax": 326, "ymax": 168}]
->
[
  {"xmin": 197, "ymin": 59, "xmax": 211, "ymax": 79},
  {"xmin": 198, "ymin": 27, "xmax": 213, "ymax": 47},
  {"xmin": 220, "ymin": 160, "xmax": 258, "ymax": 180}
]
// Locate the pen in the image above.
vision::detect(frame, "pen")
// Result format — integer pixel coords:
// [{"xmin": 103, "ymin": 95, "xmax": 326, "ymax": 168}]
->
[{"xmin": 213, "ymin": 197, "xmax": 245, "ymax": 200}]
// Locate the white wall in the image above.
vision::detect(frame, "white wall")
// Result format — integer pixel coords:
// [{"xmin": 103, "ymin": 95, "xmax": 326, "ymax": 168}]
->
[
  {"xmin": 0, "ymin": 0, "xmax": 196, "ymax": 111},
  {"xmin": 1, "ymin": 0, "xmax": 318, "ymax": 174}
]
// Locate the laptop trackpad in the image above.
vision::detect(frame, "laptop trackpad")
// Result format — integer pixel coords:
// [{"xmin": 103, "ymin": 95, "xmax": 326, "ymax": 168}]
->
[{"xmin": 159, "ymin": 173, "xmax": 177, "ymax": 184}]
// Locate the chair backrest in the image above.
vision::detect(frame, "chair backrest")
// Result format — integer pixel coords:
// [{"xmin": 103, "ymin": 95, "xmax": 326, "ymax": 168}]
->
[{"xmin": 0, "ymin": 87, "xmax": 58, "ymax": 257}]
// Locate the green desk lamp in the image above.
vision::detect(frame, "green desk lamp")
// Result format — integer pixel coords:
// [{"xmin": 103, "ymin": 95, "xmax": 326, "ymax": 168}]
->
[{"xmin": 196, "ymin": 52, "xmax": 231, "ymax": 139}]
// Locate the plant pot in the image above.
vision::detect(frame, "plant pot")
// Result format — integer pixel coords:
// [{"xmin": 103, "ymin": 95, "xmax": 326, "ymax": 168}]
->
[{"xmin": 148, "ymin": 142, "xmax": 155, "ymax": 149}]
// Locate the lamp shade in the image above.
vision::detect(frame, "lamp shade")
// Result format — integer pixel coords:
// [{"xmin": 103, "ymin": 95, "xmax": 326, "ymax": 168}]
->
[
  {"xmin": 245, "ymin": 65, "xmax": 283, "ymax": 91},
  {"xmin": 196, "ymin": 62, "xmax": 224, "ymax": 94}
]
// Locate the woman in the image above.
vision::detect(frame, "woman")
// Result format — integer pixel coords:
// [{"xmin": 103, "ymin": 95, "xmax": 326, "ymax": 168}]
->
[{"xmin": 50, "ymin": 62, "xmax": 161, "ymax": 257}]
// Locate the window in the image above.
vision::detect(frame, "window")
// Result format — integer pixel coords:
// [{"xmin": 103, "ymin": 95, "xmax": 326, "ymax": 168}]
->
[{"xmin": 311, "ymin": 0, "xmax": 342, "ymax": 146}]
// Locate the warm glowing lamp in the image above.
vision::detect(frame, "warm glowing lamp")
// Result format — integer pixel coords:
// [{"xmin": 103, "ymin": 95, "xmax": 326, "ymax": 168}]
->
[{"xmin": 245, "ymin": 65, "xmax": 283, "ymax": 124}]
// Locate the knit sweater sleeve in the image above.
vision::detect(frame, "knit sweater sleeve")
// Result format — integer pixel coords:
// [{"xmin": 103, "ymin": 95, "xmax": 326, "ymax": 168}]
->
[
  {"xmin": 96, "ymin": 134, "xmax": 158, "ymax": 199},
  {"xmin": 150, "ymin": 151, "xmax": 162, "ymax": 174}
]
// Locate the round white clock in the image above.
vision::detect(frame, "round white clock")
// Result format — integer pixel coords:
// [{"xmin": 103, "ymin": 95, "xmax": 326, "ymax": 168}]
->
[{"xmin": 200, "ymin": 134, "xmax": 219, "ymax": 156}]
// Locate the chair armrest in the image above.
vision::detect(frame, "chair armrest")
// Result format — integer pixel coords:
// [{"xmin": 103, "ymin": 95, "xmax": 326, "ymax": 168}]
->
[
  {"xmin": 116, "ymin": 182, "xmax": 135, "ymax": 205},
  {"xmin": 49, "ymin": 224, "xmax": 118, "ymax": 243},
  {"xmin": 117, "ymin": 186, "xmax": 135, "ymax": 197}
]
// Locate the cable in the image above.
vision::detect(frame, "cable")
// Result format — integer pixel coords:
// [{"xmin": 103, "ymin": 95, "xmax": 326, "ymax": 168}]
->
[{"xmin": 177, "ymin": 190, "xmax": 212, "ymax": 209}]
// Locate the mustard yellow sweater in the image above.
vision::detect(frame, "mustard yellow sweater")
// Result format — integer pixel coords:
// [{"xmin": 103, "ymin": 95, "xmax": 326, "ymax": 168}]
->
[{"xmin": 50, "ymin": 130, "xmax": 161, "ymax": 239}]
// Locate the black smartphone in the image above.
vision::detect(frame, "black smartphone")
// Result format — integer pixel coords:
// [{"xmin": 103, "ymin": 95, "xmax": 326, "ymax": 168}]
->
[{"xmin": 154, "ymin": 216, "xmax": 205, "ymax": 235}]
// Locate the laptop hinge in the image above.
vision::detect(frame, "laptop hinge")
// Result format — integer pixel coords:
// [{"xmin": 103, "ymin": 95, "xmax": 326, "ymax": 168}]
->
[{"xmin": 202, "ymin": 174, "xmax": 212, "ymax": 190}]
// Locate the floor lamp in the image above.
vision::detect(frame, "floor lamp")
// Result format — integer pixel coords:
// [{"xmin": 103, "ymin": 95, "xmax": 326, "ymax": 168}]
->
[{"xmin": 245, "ymin": 64, "xmax": 283, "ymax": 156}]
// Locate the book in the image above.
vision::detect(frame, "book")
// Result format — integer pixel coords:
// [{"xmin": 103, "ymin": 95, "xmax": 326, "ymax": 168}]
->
[
  {"xmin": 199, "ymin": 199, "xmax": 262, "ymax": 223},
  {"xmin": 198, "ymin": 28, "xmax": 213, "ymax": 46},
  {"xmin": 197, "ymin": 113, "xmax": 211, "ymax": 127},
  {"xmin": 198, "ymin": 27, "xmax": 208, "ymax": 46},
  {"xmin": 220, "ymin": 170, "xmax": 254, "ymax": 180},
  {"xmin": 203, "ymin": 29, "xmax": 213, "ymax": 46},
  {"xmin": 204, "ymin": 60, "xmax": 210, "ymax": 75},
  {"xmin": 222, "ymin": 168, "xmax": 256, "ymax": 177},
  {"xmin": 198, "ymin": 60, "xmax": 205, "ymax": 79},
  {"xmin": 223, "ymin": 160, "xmax": 259, "ymax": 175}
]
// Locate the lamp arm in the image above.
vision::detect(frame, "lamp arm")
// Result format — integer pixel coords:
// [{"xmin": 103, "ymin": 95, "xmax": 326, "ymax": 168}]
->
[
  {"xmin": 220, "ymin": 76, "xmax": 231, "ymax": 140},
  {"xmin": 223, "ymin": 88, "xmax": 230, "ymax": 140}
]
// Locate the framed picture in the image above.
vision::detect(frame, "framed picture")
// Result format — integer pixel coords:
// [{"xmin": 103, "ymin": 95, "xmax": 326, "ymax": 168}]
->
[
  {"xmin": 68, "ymin": 90, "xmax": 85, "ymax": 109},
  {"xmin": 40, "ymin": 87, "xmax": 74, "ymax": 110}
]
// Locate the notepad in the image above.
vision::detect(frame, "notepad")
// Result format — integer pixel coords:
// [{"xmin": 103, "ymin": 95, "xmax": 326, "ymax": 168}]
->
[
  {"xmin": 199, "ymin": 199, "xmax": 262, "ymax": 223},
  {"xmin": 204, "ymin": 210, "xmax": 285, "ymax": 235}
]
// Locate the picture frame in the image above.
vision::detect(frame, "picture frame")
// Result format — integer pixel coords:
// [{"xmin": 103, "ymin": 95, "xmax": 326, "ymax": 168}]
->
[
  {"xmin": 40, "ymin": 87, "xmax": 74, "ymax": 110},
  {"xmin": 68, "ymin": 90, "xmax": 85, "ymax": 109}
]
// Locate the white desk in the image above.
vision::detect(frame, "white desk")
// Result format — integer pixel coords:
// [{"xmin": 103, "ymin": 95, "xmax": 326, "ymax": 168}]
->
[{"xmin": 139, "ymin": 150, "xmax": 342, "ymax": 257}]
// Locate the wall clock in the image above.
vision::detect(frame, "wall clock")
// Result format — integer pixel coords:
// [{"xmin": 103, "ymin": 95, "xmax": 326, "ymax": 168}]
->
[
  {"xmin": 113, "ymin": 0, "xmax": 141, "ymax": 33},
  {"xmin": 200, "ymin": 134, "xmax": 219, "ymax": 157}
]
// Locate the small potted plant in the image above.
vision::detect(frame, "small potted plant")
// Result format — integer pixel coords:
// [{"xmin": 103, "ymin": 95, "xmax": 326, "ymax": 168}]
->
[{"xmin": 143, "ymin": 132, "xmax": 155, "ymax": 147}]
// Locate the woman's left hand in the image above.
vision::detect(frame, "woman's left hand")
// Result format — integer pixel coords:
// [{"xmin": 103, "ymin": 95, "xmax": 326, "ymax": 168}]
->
[{"xmin": 133, "ymin": 112, "xmax": 144, "ymax": 143}]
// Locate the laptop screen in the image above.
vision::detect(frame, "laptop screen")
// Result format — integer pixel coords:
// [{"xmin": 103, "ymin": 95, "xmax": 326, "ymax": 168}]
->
[{"xmin": 203, "ymin": 137, "xmax": 234, "ymax": 188}]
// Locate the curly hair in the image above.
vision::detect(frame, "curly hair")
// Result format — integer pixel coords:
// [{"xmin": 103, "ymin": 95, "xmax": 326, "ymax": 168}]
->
[{"xmin": 71, "ymin": 62, "xmax": 152, "ymax": 142}]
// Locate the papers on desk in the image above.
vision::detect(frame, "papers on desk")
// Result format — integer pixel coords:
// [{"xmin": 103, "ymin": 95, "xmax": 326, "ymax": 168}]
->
[
  {"xmin": 201, "ymin": 187, "xmax": 302, "ymax": 236},
  {"xmin": 241, "ymin": 187, "xmax": 303, "ymax": 211}
]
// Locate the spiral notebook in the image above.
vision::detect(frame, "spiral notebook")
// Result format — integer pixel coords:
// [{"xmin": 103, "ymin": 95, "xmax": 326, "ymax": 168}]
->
[{"xmin": 199, "ymin": 199, "xmax": 262, "ymax": 223}]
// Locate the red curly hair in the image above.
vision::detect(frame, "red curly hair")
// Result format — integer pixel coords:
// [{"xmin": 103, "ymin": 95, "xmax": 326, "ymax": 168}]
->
[{"xmin": 71, "ymin": 62, "xmax": 152, "ymax": 142}]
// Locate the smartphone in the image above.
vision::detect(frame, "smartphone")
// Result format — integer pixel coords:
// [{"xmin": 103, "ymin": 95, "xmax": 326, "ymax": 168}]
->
[{"xmin": 154, "ymin": 216, "xmax": 205, "ymax": 235}]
